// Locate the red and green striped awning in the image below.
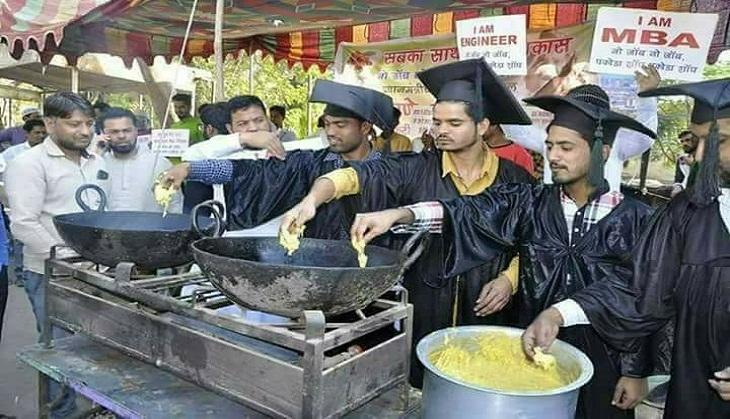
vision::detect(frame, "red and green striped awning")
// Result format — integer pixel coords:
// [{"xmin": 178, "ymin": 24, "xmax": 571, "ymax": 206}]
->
[{"xmin": 1, "ymin": 0, "xmax": 727, "ymax": 71}]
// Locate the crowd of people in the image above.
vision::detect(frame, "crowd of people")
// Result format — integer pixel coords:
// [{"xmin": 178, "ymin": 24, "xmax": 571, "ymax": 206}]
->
[{"xmin": 0, "ymin": 55, "xmax": 727, "ymax": 419}]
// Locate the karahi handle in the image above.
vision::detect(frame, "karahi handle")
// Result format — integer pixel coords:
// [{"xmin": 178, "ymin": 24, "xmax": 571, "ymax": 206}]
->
[
  {"xmin": 192, "ymin": 200, "xmax": 226, "ymax": 238},
  {"xmin": 75, "ymin": 184, "xmax": 107, "ymax": 212},
  {"xmin": 400, "ymin": 229, "xmax": 429, "ymax": 273}
]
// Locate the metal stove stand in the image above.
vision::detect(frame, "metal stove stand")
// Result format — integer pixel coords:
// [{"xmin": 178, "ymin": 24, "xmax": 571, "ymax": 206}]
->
[{"xmin": 36, "ymin": 247, "xmax": 415, "ymax": 419}]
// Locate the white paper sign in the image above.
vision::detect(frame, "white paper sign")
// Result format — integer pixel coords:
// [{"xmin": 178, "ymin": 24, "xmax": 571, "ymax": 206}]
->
[
  {"xmin": 149, "ymin": 129, "xmax": 190, "ymax": 157},
  {"xmin": 456, "ymin": 15, "xmax": 527, "ymax": 75},
  {"xmin": 589, "ymin": 7, "xmax": 718, "ymax": 81},
  {"xmin": 137, "ymin": 134, "xmax": 151, "ymax": 148}
]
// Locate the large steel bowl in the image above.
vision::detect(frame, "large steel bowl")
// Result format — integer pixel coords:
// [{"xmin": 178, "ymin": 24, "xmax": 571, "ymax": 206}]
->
[
  {"xmin": 417, "ymin": 326, "xmax": 594, "ymax": 419},
  {"xmin": 190, "ymin": 201, "xmax": 427, "ymax": 318}
]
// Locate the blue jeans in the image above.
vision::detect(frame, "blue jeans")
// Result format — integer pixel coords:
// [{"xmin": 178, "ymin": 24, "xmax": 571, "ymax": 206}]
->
[
  {"xmin": 23, "ymin": 270, "xmax": 77, "ymax": 418},
  {"xmin": 10, "ymin": 240, "xmax": 23, "ymax": 285},
  {"xmin": 0, "ymin": 266, "xmax": 7, "ymax": 342}
]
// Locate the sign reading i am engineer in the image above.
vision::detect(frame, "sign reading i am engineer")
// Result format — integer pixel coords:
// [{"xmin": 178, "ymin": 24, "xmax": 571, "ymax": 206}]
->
[
  {"xmin": 589, "ymin": 7, "xmax": 718, "ymax": 81},
  {"xmin": 456, "ymin": 15, "xmax": 527, "ymax": 75}
]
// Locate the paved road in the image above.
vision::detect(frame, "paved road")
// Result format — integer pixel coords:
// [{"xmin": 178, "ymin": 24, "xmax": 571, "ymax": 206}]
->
[{"xmin": 0, "ymin": 284, "xmax": 38, "ymax": 418}]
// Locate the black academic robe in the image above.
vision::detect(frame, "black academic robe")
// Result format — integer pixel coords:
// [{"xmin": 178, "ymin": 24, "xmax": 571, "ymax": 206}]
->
[
  {"xmin": 571, "ymin": 192, "xmax": 730, "ymax": 419},
  {"xmin": 224, "ymin": 149, "xmax": 379, "ymax": 239},
  {"xmin": 437, "ymin": 183, "xmax": 657, "ymax": 419},
  {"xmin": 349, "ymin": 150, "xmax": 534, "ymax": 387}
]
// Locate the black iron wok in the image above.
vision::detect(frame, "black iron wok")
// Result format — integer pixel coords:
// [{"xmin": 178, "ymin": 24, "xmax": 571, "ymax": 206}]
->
[
  {"xmin": 190, "ymin": 201, "xmax": 428, "ymax": 318},
  {"xmin": 53, "ymin": 184, "xmax": 223, "ymax": 269}
]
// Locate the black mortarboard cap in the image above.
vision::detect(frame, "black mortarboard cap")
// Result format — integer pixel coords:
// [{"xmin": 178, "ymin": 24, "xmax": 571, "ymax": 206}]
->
[
  {"xmin": 417, "ymin": 58, "xmax": 531, "ymax": 125},
  {"xmin": 309, "ymin": 80, "xmax": 395, "ymax": 131},
  {"xmin": 640, "ymin": 78, "xmax": 730, "ymax": 205},
  {"xmin": 524, "ymin": 84, "xmax": 656, "ymax": 187}
]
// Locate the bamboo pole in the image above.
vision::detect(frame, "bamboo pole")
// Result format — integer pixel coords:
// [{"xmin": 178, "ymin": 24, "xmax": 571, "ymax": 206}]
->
[
  {"xmin": 70, "ymin": 66, "xmax": 79, "ymax": 93},
  {"xmin": 213, "ymin": 0, "xmax": 225, "ymax": 102}
]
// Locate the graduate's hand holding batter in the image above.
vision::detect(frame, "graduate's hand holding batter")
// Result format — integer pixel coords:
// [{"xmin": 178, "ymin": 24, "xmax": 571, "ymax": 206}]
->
[
  {"xmin": 350, "ymin": 208, "xmax": 414, "ymax": 246},
  {"xmin": 521, "ymin": 307, "xmax": 563, "ymax": 359},
  {"xmin": 159, "ymin": 162, "xmax": 191, "ymax": 190},
  {"xmin": 280, "ymin": 197, "xmax": 317, "ymax": 236}
]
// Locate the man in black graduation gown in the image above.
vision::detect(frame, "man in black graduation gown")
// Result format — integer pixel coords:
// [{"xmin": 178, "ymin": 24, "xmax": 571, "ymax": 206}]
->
[
  {"xmin": 160, "ymin": 80, "xmax": 395, "ymax": 239},
  {"xmin": 523, "ymin": 78, "xmax": 730, "ymax": 419},
  {"xmin": 345, "ymin": 84, "xmax": 659, "ymax": 418},
  {"xmin": 281, "ymin": 59, "xmax": 534, "ymax": 387}
]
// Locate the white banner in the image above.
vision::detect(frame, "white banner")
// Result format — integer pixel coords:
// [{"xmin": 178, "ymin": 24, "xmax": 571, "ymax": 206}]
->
[
  {"xmin": 150, "ymin": 129, "xmax": 189, "ymax": 157},
  {"xmin": 455, "ymin": 15, "xmax": 527, "ymax": 75},
  {"xmin": 589, "ymin": 7, "xmax": 718, "ymax": 81}
]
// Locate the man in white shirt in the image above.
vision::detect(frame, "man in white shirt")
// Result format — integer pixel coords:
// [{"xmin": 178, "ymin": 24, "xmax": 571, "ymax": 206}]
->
[
  {"xmin": 269, "ymin": 105, "xmax": 298, "ymax": 143},
  {"xmin": 6, "ymin": 92, "xmax": 108, "ymax": 418},
  {"xmin": 0, "ymin": 119, "xmax": 47, "ymax": 182},
  {"xmin": 100, "ymin": 108, "xmax": 181, "ymax": 213},
  {"xmin": 182, "ymin": 102, "xmax": 229, "ymax": 214},
  {"xmin": 182, "ymin": 95, "xmax": 288, "ymax": 162},
  {"xmin": 671, "ymin": 129, "xmax": 699, "ymax": 196},
  {"xmin": 0, "ymin": 118, "xmax": 47, "ymax": 286}
]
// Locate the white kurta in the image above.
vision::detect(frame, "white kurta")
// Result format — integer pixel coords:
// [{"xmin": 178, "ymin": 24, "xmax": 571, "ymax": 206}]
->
[{"xmin": 104, "ymin": 144, "xmax": 182, "ymax": 213}]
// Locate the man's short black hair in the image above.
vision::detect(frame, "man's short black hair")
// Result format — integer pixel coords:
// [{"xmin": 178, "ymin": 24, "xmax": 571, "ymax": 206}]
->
[
  {"xmin": 228, "ymin": 95, "xmax": 266, "ymax": 115},
  {"xmin": 678, "ymin": 130, "xmax": 694, "ymax": 139},
  {"xmin": 99, "ymin": 107, "xmax": 137, "ymax": 128},
  {"xmin": 23, "ymin": 119, "xmax": 45, "ymax": 132},
  {"xmin": 270, "ymin": 105, "xmax": 286, "ymax": 118},
  {"xmin": 92, "ymin": 101, "xmax": 110, "ymax": 112},
  {"xmin": 200, "ymin": 102, "xmax": 230, "ymax": 134},
  {"xmin": 44, "ymin": 92, "xmax": 95, "ymax": 119},
  {"xmin": 172, "ymin": 93, "xmax": 192, "ymax": 105}
]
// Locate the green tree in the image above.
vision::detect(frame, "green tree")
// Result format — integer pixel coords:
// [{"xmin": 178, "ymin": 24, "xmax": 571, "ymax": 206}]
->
[
  {"xmin": 191, "ymin": 53, "xmax": 331, "ymax": 138},
  {"xmin": 654, "ymin": 60, "xmax": 730, "ymax": 164}
]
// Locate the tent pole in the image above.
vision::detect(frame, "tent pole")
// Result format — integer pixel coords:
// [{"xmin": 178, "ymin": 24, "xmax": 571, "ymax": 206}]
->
[
  {"xmin": 248, "ymin": 52, "xmax": 254, "ymax": 95},
  {"xmin": 214, "ymin": 0, "xmax": 225, "ymax": 102},
  {"xmin": 71, "ymin": 66, "xmax": 79, "ymax": 93},
  {"xmin": 306, "ymin": 74, "xmax": 312, "ymax": 136}
]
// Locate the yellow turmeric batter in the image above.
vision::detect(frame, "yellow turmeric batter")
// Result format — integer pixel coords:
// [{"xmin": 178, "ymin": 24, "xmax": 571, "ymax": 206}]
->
[
  {"xmin": 429, "ymin": 332, "xmax": 576, "ymax": 391},
  {"xmin": 279, "ymin": 225, "xmax": 306, "ymax": 256},
  {"xmin": 351, "ymin": 238, "xmax": 368, "ymax": 268},
  {"xmin": 534, "ymin": 347, "xmax": 557, "ymax": 370},
  {"xmin": 154, "ymin": 183, "xmax": 176, "ymax": 217}
]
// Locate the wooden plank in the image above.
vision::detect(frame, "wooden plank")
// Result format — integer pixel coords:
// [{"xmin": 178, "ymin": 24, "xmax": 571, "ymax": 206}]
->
[
  {"xmin": 18, "ymin": 336, "xmax": 421, "ymax": 419},
  {"xmin": 18, "ymin": 336, "xmax": 260, "ymax": 419},
  {"xmin": 322, "ymin": 303, "xmax": 410, "ymax": 349},
  {"xmin": 321, "ymin": 334, "xmax": 409, "ymax": 418},
  {"xmin": 48, "ymin": 280, "xmax": 304, "ymax": 418}
]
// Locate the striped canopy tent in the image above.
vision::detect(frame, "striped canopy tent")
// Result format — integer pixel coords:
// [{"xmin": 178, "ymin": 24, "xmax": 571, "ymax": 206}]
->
[{"xmin": 1, "ymin": 0, "xmax": 728, "ymax": 72}]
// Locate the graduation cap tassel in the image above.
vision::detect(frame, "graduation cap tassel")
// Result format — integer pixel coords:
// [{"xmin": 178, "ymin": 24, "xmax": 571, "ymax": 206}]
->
[
  {"xmin": 588, "ymin": 120, "xmax": 605, "ymax": 188},
  {"xmin": 690, "ymin": 120, "xmax": 721, "ymax": 206}
]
